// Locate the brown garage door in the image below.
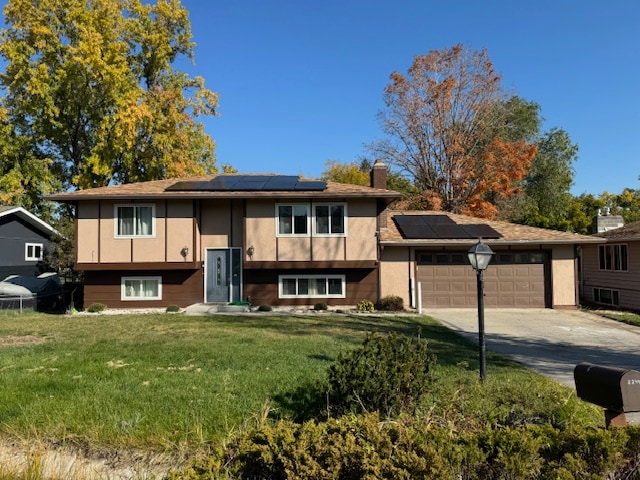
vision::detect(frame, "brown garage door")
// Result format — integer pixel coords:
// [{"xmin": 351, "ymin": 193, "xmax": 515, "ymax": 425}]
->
[{"xmin": 416, "ymin": 251, "xmax": 548, "ymax": 308}]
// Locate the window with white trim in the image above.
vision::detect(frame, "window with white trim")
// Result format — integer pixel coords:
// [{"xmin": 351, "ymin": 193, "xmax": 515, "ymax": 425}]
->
[
  {"xmin": 279, "ymin": 275, "xmax": 345, "ymax": 298},
  {"xmin": 121, "ymin": 276, "xmax": 162, "ymax": 300},
  {"xmin": 314, "ymin": 204, "xmax": 346, "ymax": 235},
  {"xmin": 599, "ymin": 244, "xmax": 628, "ymax": 271},
  {"xmin": 277, "ymin": 204, "xmax": 310, "ymax": 236},
  {"xmin": 115, "ymin": 204, "xmax": 155, "ymax": 238},
  {"xmin": 25, "ymin": 243, "xmax": 43, "ymax": 261},
  {"xmin": 593, "ymin": 287, "xmax": 619, "ymax": 306}
]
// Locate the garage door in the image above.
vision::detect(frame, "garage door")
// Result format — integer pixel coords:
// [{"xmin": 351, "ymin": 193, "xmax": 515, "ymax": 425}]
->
[{"xmin": 416, "ymin": 251, "xmax": 548, "ymax": 308}]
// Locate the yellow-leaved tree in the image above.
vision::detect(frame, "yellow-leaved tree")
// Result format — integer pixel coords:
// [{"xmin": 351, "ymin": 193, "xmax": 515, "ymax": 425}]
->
[{"xmin": 0, "ymin": 0, "xmax": 218, "ymax": 208}]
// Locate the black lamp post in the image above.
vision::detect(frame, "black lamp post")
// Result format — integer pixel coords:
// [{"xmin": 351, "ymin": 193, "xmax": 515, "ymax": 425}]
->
[{"xmin": 467, "ymin": 239, "xmax": 495, "ymax": 381}]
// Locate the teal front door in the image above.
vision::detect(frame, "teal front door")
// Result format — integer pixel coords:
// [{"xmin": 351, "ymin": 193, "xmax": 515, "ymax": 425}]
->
[{"xmin": 205, "ymin": 248, "xmax": 241, "ymax": 303}]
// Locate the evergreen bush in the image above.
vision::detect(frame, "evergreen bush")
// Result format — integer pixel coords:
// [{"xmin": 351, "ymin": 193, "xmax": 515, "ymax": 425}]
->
[
  {"xmin": 376, "ymin": 295, "xmax": 404, "ymax": 311},
  {"xmin": 87, "ymin": 303, "xmax": 106, "ymax": 313},
  {"xmin": 326, "ymin": 332, "xmax": 434, "ymax": 417}
]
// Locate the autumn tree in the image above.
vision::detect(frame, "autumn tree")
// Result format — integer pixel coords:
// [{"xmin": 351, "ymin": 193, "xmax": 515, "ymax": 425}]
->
[
  {"xmin": 0, "ymin": 0, "xmax": 218, "ymax": 209},
  {"xmin": 370, "ymin": 44, "xmax": 537, "ymax": 218}
]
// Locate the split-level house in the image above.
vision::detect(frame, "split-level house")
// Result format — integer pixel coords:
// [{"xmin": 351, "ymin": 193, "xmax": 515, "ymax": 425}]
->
[
  {"xmin": 48, "ymin": 162, "xmax": 399, "ymax": 308},
  {"xmin": 48, "ymin": 162, "xmax": 599, "ymax": 311}
]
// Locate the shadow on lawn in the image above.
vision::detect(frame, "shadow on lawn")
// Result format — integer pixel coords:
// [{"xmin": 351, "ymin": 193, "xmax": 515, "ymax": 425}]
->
[{"xmin": 262, "ymin": 315, "xmax": 521, "ymax": 423}]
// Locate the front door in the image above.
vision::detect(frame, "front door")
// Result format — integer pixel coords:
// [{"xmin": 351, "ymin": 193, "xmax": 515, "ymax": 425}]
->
[{"xmin": 205, "ymin": 248, "xmax": 241, "ymax": 303}]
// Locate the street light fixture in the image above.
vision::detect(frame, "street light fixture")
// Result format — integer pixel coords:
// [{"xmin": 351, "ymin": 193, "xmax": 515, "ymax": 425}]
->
[{"xmin": 467, "ymin": 239, "xmax": 495, "ymax": 381}]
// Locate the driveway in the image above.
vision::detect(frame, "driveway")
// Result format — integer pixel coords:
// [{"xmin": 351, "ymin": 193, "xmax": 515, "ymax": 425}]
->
[{"xmin": 426, "ymin": 308, "xmax": 640, "ymax": 387}]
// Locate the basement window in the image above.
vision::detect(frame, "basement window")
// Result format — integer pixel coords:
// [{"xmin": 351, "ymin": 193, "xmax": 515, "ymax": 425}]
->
[
  {"xmin": 279, "ymin": 275, "xmax": 345, "ymax": 298},
  {"xmin": 121, "ymin": 276, "xmax": 162, "ymax": 301},
  {"xmin": 593, "ymin": 287, "xmax": 619, "ymax": 306}
]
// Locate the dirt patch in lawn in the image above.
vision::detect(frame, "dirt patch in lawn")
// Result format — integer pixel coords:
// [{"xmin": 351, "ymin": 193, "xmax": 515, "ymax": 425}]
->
[
  {"xmin": 0, "ymin": 440, "xmax": 183, "ymax": 479},
  {"xmin": 0, "ymin": 335, "xmax": 46, "ymax": 346}
]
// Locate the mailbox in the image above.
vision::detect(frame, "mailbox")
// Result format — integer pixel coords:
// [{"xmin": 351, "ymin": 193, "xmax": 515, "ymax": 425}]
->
[{"xmin": 574, "ymin": 362, "xmax": 640, "ymax": 413}]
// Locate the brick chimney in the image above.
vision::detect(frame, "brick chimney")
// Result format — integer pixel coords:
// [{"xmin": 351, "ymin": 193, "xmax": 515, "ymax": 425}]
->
[{"xmin": 370, "ymin": 159, "xmax": 388, "ymax": 189}]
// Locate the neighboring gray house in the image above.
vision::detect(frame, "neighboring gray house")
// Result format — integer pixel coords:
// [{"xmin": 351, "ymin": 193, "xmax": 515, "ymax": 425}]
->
[{"xmin": 0, "ymin": 206, "xmax": 56, "ymax": 279}]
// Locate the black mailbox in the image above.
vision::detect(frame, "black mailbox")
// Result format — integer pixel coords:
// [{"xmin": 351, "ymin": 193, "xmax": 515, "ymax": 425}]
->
[{"xmin": 574, "ymin": 362, "xmax": 640, "ymax": 413}]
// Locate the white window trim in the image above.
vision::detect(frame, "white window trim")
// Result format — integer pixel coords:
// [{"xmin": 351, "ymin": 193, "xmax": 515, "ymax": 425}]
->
[
  {"xmin": 121, "ymin": 276, "xmax": 162, "ymax": 301},
  {"xmin": 114, "ymin": 203, "xmax": 156, "ymax": 239},
  {"xmin": 275, "ymin": 203, "xmax": 311, "ymax": 237},
  {"xmin": 278, "ymin": 274, "xmax": 346, "ymax": 299},
  {"xmin": 593, "ymin": 287, "xmax": 619, "ymax": 306},
  {"xmin": 25, "ymin": 243, "xmax": 43, "ymax": 261},
  {"xmin": 275, "ymin": 202, "xmax": 348, "ymax": 237},
  {"xmin": 312, "ymin": 203, "xmax": 348, "ymax": 237}
]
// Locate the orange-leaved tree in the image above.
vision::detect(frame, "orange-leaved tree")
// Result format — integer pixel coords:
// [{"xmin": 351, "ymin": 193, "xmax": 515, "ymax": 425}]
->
[{"xmin": 371, "ymin": 44, "xmax": 537, "ymax": 218}]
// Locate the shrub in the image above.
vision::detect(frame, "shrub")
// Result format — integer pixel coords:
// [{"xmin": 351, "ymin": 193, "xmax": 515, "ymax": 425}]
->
[
  {"xmin": 313, "ymin": 302, "xmax": 328, "ymax": 311},
  {"xmin": 357, "ymin": 299, "xmax": 375, "ymax": 312},
  {"xmin": 165, "ymin": 304, "xmax": 181, "ymax": 313},
  {"xmin": 376, "ymin": 295, "xmax": 404, "ymax": 311},
  {"xmin": 257, "ymin": 304, "xmax": 272, "ymax": 312},
  {"xmin": 326, "ymin": 332, "xmax": 434, "ymax": 418},
  {"xmin": 87, "ymin": 303, "xmax": 106, "ymax": 313},
  {"xmin": 172, "ymin": 417, "xmax": 635, "ymax": 480}
]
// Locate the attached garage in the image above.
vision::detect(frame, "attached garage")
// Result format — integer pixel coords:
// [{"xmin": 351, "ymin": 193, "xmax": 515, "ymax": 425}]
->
[
  {"xmin": 379, "ymin": 210, "xmax": 599, "ymax": 310},
  {"xmin": 416, "ymin": 250, "xmax": 550, "ymax": 308}
]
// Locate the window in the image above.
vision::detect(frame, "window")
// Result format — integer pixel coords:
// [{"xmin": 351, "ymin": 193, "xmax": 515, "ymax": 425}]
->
[
  {"xmin": 277, "ymin": 204, "xmax": 309, "ymax": 236},
  {"xmin": 279, "ymin": 275, "xmax": 345, "ymax": 298},
  {"xmin": 25, "ymin": 243, "xmax": 43, "ymax": 261},
  {"xmin": 314, "ymin": 204, "xmax": 346, "ymax": 235},
  {"xmin": 121, "ymin": 276, "xmax": 162, "ymax": 300},
  {"xmin": 115, "ymin": 204, "xmax": 155, "ymax": 238},
  {"xmin": 599, "ymin": 244, "xmax": 628, "ymax": 271},
  {"xmin": 276, "ymin": 203, "xmax": 347, "ymax": 237},
  {"xmin": 593, "ymin": 287, "xmax": 619, "ymax": 306}
]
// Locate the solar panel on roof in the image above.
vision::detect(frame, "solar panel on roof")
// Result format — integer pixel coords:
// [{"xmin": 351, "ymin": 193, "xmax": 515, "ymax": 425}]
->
[
  {"xmin": 394, "ymin": 215, "xmax": 503, "ymax": 240},
  {"xmin": 461, "ymin": 224, "xmax": 502, "ymax": 239},
  {"xmin": 295, "ymin": 181, "xmax": 326, "ymax": 191},
  {"xmin": 264, "ymin": 176, "xmax": 299, "ymax": 190},
  {"xmin": 165, "ymin": 175, "xmax": 327, "ymax": 192}
]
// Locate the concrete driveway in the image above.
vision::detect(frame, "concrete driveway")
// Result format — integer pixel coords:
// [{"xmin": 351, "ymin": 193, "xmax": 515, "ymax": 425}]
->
[{"xmin": 426, "ymin": 308, "xmax": 640, "ymax": 387}]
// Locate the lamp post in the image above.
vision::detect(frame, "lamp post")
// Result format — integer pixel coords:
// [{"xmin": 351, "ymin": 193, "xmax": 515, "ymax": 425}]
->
[{"xmin": 467, "ymin": 239, "xmax": 494, "ymax": 382}]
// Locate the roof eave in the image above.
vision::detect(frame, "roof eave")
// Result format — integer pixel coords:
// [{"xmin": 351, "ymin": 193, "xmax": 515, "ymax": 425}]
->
[{"xmin": 380, "ymin": 238, "xmax": 601, "ymax": 248}]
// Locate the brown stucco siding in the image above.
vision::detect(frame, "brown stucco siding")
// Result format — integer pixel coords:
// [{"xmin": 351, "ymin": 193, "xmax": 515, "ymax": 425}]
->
[
  {"xmin": 243, "ymin": 267, "xmax": 378, "ymax": 307},
  {"xmin": 83, "ymin": 269, "xmax": 204, "ymax": 309}
]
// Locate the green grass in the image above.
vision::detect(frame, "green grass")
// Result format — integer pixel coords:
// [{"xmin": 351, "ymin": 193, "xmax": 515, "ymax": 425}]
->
[
  {"xmin": 600, "ymin": 310, "xmax": 640, "ymax": 327},
  {"xmin": 0, "ymin": 310, "xmax": 601, "ymax": 455}
]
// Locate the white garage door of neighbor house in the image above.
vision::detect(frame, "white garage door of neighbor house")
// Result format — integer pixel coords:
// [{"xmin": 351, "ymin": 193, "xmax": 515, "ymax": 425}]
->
[{"xmin": 416, "ymin": 251, "xmax": 547, "ymax": 308}]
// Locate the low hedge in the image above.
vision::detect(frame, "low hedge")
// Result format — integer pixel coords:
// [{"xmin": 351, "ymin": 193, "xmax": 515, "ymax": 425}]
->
[{"xmin": 172, "ymin": 415, "xmax": 640, "ymax": 479}]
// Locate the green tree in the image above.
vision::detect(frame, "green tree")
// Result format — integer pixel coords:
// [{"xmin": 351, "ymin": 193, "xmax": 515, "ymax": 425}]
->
[
  {"xmin": 320, "ymin": 158, "xmax": 417, "ymax": 198},
  {"xmin": 499, "ymin": 128, "xmax": 578, "ymax": 230},
  {"xmin": 370, "ymin": 44, "xmax": 537, "ymax": 218},
  {"xmin": 0, "ymin": 0, "xmax": 218, "ymax": 205}
]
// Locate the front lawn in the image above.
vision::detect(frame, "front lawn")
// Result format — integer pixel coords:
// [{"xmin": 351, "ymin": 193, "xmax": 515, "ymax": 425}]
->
[{"xmin": 0, "ymin": 310, "xmax": 602, "ymax": 461}]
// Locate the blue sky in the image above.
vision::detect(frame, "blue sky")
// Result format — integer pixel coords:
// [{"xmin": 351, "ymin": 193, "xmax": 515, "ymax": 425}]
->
[
  {"xmin": 177, "ymin": 0, "xmax": 639, "ymax": 196},
  {"xmin": 2, "ymin": 1, "xmax": 638, "ymax": 196}
]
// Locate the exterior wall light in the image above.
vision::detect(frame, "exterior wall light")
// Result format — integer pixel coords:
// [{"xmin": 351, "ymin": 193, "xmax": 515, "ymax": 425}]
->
[
  {"xmin": 247, "ymin": 245, "xmax": 255, "ymax": 260},
  {"xmin": 180, "ymin": 246, "xmax": 189, "ymax": 259}
]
